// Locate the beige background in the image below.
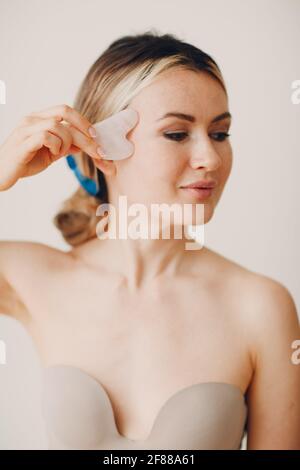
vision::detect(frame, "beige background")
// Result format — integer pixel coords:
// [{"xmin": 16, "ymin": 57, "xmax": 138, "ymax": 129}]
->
[{"xmin": 0, "ymin": 0, "xmax": 299, "ymax": 449}]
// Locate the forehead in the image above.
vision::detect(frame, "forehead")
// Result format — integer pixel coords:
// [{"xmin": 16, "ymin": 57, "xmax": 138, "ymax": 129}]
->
[{"xmin": 129, "ymin": 68, "xmax": 228, "ymax": 123}]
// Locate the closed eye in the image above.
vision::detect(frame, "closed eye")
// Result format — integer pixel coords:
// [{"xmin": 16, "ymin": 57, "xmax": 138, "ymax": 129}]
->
[
  {"xmin": 210, "ymin": 132, "xmax": 231, "ymax": 142},
  {"xmin": 163, "ymin": 132, "xmax": 231, "ymax": 142}
]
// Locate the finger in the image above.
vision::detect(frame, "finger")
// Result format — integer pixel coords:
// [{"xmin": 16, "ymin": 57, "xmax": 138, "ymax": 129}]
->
[
  {"xmin": 68, "ymin": 144, "xmax": 82, "ymax": 153},
  {"xmin": 47, "ymin": 123, "xmax": 72, "ymax": 157},
  {"xmin": 28, "ymin": 104, "xmax": 96, "ymax": 139},
  {"xmin": 17, "ymin": 114, "xmax": 62, "ymax": 128},
  {"xmin": 20, "ymin": 131, "xmax": 63, "ymax": 164},
  {"xmin": 17, "ymin": 118, "xmax": 73, "ymax": 157},
  {"xmin": 67, "ymin": 124, "xmax": 102, "ymax": 160},
  {"xmin": 15, "ymin": 117, "xmax": 65, "ymax": 138},
  {"xmin": 17, "ymin": 118, "xmax": 100, "ymax": 160}
]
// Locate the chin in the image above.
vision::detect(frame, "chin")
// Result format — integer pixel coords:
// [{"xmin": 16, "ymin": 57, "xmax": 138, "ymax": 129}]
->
[
  {"xmin": 181, "ymin": 201, "xmax": 215, "ymax": 226},
  {"xmin": 203, "ymin": 204, "xmax": 215, "ymax": 223}
]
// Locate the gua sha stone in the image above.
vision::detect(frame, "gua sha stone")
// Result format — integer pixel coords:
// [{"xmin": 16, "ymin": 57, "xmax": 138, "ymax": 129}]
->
[{"xmin": 92, "ymin": 108, "xmax": 139, "ymax": 160}]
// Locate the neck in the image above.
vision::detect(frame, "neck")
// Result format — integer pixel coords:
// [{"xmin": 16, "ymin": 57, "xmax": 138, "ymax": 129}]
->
[
  {"xmin": 112, "ymin": 235, "xmax": 189, "ymax": 289},
  {"xmin": 80, "ymin": 194, "xmax": 205, "ymax": 291}
]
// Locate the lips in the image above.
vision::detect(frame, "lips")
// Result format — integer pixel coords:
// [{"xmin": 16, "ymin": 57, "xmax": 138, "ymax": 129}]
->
[
  {"xmin": 179, "ymin": 180, "xmax": 217, "ymax": 201},
  {"xmin": 181, "ymin": 187, "xmax": 213, "ymax": 199},
  {"xmin": 180, "ymin": 180, "xmax": 217, "ymax": 189}
]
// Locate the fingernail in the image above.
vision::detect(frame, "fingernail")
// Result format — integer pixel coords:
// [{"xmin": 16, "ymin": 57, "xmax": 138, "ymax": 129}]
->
[
  {"xmin": 88, "ymin": 126, "xmax": 97, "ymax": 138},
  {"xmin": 97, "ymin": 146, "xmax": 107, "ymax": 158}
]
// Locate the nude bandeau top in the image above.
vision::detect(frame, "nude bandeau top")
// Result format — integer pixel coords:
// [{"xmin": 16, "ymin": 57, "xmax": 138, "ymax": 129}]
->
[{"xmin": 41, "ymin": 365, "xmax": 248, "ymax": 450}]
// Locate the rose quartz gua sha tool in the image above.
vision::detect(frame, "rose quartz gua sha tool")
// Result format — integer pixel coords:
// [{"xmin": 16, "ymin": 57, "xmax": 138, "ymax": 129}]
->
[{"xmin": 92, "ymin": 108, "xmax": 139, "ymax": 160}]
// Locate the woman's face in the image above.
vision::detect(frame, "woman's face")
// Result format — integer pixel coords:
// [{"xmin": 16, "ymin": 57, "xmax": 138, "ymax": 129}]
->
[{"xmin": 105, "ymin": 67, "xmax": 233, "ymax": 227}]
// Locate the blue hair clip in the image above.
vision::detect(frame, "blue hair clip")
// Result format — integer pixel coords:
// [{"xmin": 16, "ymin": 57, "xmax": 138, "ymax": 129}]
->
[{"xmin": 66, "ymin": 154, "xmax": 99, "ymax": 196}]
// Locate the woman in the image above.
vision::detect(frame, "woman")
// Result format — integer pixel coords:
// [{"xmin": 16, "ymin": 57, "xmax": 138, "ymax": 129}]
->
[{"xmin": 0, "ymin": 31, "xmax": 299, "ymax": 450}]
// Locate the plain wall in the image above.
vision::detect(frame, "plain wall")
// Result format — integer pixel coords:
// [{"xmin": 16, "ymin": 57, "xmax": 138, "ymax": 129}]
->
[{"xmin": 0, "ymin": 0, "xmax": 299, "ymax": 449}]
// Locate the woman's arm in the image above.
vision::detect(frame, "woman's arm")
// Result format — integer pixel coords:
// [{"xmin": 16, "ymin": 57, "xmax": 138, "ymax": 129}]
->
[
  {"xmin": 0, "ymin": 105, "xmax": 102, "ymax": 317},
  {"xmin": 246, "ymin": 278, "xmax": 300, "ymax": 449},
  {"xmin": 0, "ymin": 241, "xmax": 29, "ymax": 320}
]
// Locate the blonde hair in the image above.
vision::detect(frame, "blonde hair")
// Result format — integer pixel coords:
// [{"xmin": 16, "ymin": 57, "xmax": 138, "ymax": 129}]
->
[{"xmin": 53, "ymin": 29, "xmax": 227, "ymax": 246}]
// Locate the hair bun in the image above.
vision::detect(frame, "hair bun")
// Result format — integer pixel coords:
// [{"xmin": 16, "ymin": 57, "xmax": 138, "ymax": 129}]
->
[{"xmin": 53, "ymin": 187, "xmax": 105, "ymax": 246}]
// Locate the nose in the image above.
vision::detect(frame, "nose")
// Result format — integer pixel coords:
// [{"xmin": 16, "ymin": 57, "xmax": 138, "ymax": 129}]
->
[{"xmin": 189, "ymin": 136, "xmax": 222, "ymax": 171}]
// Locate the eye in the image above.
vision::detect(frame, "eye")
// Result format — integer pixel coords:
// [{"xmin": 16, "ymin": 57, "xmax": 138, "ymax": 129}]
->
[
  {"xmin": 163, "ymin": 131, "xmax": 188, "ymax": 142},
  {"xmin": 210, "ymin": 132, "xmax": 231, "ymax": 142},
  {"xmin": 163, "ymin": 131, "xmax": 231, "ymax": 143}
]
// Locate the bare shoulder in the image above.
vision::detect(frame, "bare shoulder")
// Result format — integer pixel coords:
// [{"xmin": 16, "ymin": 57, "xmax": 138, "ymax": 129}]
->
[
  {"xmin": 241, "ymin": 268, "xmax": 300, "ymax": 367},
  {"xmin": 0, "ymin": 238, "xmax": 67, "ymax": 279},
  {"xmin": 0, "ymin": 240, "xmax": 72, "ymax": 321},
  {"xmin": 204, "ymin": 246, "xmax": 299, "ymax": 359},
  {"xmin": 205, "ymin": 252, "xmax": 300, "ymax": 449},
  {"xmin": 205, "ymin": 245, "xmax": 298, "ymax": 314}
]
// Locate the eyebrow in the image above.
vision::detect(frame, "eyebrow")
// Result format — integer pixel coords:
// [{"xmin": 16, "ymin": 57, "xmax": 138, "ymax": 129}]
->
[{"xmin": 156, "ymin": 111, "xmax": 232, "ymax": 123}]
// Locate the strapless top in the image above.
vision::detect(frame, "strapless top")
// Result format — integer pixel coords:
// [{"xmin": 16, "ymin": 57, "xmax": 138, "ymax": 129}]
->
[{"xmin": 41, "ymin": 365, "xmax": 248, "ymax": 450}]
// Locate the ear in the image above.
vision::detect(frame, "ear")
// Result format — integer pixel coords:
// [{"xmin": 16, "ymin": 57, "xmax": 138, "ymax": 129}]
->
[{"xmin": 92, "ymin": 157, "xmax": 116, "ymax": 177}]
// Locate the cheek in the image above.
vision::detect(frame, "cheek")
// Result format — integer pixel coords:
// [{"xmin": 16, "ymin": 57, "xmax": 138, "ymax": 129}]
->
[
  {"xmin": 133, "ymin": 143, "xmax": 181, "ymax": 184},
  {"xmin": 220, "ymin": 147, "xmax": 233, "ymax": 182},
  {"xmin": 226, "ymin": 152, "xmax": 233, "ymax": 178},
  {"xmin": 120, "ymin": 127, "xmax": 187, "ymax": 192}
]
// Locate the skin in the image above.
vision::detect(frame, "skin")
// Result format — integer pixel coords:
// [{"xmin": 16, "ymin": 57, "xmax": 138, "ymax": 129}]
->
[{"xmin": 0, "ymin": 69, "xmax": 299, "ymax": 449}]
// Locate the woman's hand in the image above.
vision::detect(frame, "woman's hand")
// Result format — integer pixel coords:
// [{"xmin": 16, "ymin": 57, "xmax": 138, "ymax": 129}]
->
[{"xmin": 0, "ymin": 104, "xmax": 106, "ymax": 190}]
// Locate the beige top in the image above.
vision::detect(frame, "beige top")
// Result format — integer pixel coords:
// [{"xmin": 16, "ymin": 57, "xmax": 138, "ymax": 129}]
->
[{"xmin": 41, "ymin": 364, "xmax": 247, "ymax": 450}]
